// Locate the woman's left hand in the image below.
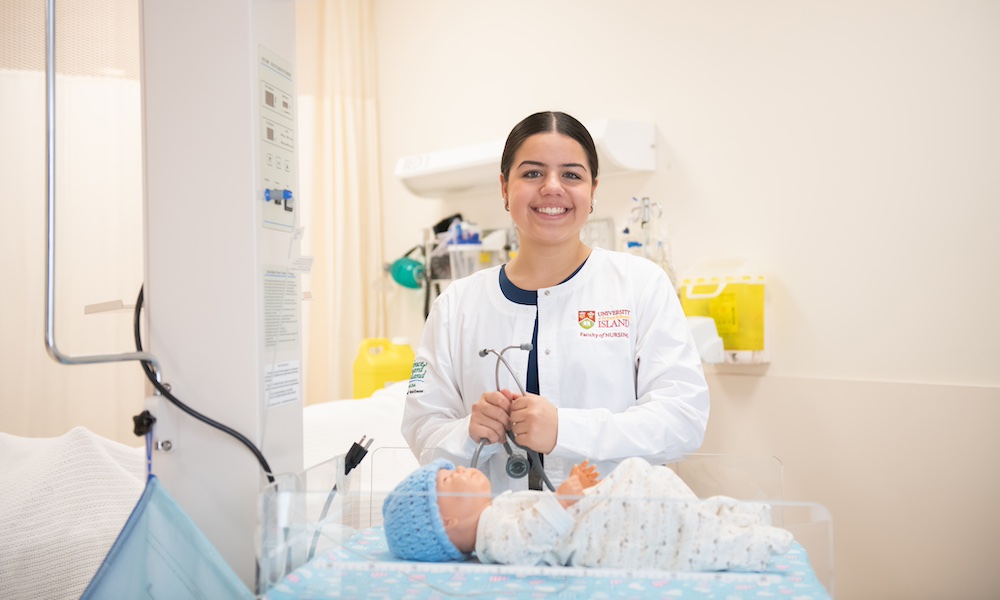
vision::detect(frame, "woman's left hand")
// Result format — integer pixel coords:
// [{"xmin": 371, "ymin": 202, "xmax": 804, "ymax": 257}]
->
[{"xmin": 509, "ymin": 394, "xmax": 558, "ymax": 454}]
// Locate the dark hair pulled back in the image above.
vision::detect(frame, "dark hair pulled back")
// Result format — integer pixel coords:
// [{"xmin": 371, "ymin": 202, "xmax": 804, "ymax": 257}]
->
[{"xmin": 500, "ymin": 111, "xmax": 598, "ymax": 184}]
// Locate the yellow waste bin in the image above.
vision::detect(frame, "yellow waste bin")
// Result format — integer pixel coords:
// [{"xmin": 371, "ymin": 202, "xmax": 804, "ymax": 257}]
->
[
  {"xmin": 352, "ymin": 338, "xmax": 415, "ymax": 398},
  {"xmin": 678, "ymin": 274, "xmax": 765, "ymax": 352}
]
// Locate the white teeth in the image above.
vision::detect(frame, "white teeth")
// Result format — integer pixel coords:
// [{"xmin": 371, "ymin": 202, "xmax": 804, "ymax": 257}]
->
[{"xmin": 535, "ymin": 207, "xmax": 567, "ymax": 215}]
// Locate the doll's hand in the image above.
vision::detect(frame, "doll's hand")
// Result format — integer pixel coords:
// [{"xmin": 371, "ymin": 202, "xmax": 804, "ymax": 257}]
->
[
  {"xmin": 570, "ymin": 460, "xmax": 600, "ymax": 489},
  {"xmin": 556, "ymin": 474, "xmax": 585, "ymax": 509}
]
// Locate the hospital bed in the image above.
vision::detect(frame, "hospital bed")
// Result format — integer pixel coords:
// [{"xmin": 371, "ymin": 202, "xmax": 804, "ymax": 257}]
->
[{"xmin": 0, "ymin": 382, "xmax": 833, "ymax": 599}]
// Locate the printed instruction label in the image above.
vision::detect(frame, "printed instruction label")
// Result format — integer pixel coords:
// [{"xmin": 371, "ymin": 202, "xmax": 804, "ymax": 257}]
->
[
  {"xmin": 264, "ymin": 266, "xmax": 301, "ymax": 406},
  {"xmin": 265, "ymin": 360, "xmax": 300, "ymax": 407},
  {"xmin": 264, "ymin": 267, "xmax": 300, "ymax": 350}
]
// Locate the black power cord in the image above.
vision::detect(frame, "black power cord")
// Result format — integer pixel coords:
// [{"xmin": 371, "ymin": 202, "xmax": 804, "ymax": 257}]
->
[
  {"xmin": 132, "ymin": 285, "xmax": 378, "ymax": 584},
  {"xmin": 132, "ymin": 285, "xmax": 275, "ymax": 484}
]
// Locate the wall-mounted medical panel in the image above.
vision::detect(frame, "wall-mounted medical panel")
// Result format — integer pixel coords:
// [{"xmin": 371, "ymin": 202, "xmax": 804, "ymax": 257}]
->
[
  {"xmin": 259, "ymin": 47, "xmax": 297, "ymax": 232},
  {"xmin": 395, "ymin": 118, "xmax": 656, "ymax": 198}
]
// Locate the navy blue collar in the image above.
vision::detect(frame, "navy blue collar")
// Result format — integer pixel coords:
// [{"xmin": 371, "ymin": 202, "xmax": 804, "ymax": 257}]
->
[
  {"xmin": 498, "ymin": 260, "xmax": 587, "ymax": 304},
  {"xmin": 499, "ymin": 266, "xmax": 536, "ymax": 305}
]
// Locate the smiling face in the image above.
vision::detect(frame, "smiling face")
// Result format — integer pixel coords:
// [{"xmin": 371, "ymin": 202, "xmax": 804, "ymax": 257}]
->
[{"xmin": 501, "ymin": 131, "xmax": 598, "ymax": 250}]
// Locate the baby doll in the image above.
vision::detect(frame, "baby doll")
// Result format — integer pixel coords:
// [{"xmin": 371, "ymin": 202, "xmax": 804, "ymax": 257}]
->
[{"xmin": 382, "ymin": 457, "xmax": 793, "ymax": 572}]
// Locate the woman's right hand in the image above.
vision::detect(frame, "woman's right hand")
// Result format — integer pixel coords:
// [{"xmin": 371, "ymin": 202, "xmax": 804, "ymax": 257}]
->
[{"xmin": 470, "ymin": 389, "xmax": 515, "ymax": 444}]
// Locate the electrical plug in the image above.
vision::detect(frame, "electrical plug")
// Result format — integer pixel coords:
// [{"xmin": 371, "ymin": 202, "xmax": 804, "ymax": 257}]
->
[{"xmin": 345, "ymin": 435, "xmax": 374, "ymax": 475}]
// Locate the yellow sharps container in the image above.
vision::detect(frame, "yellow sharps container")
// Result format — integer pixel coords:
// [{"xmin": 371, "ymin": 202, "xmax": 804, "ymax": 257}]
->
[
  {"xmin": 679, "ymin": 274, "xmax": 766, "ymax": 352},
  {"xmin": 352, "ymin": 338, "xmax": 415, "ymax": 398}
]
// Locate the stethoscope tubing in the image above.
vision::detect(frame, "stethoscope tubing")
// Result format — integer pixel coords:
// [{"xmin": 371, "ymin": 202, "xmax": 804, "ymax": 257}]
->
[{"xmin": 473, "ymin": 345, "xmax": 555, "ymax": 491}]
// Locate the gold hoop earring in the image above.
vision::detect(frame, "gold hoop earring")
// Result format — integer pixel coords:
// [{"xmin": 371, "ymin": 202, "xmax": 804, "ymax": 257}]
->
[
  {"xmin": 505, "ymin": 201, "xmax": 510, "ymax": 212},
  {"xmin": 589, "ymin": 204, "xmax": 594, "ymax": 214}
]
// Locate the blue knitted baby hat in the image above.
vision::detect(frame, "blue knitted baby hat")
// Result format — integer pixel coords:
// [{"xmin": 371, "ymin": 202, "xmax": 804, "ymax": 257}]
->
[{"xmin": 382, "ymin": 459, "xmax": 466, "ymax": 562}]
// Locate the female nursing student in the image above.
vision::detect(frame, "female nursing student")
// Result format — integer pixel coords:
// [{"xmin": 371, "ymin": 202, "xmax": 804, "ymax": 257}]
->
[{"xmin": 402, "ymin": 111, "xmax": 709, "ymax": 492}]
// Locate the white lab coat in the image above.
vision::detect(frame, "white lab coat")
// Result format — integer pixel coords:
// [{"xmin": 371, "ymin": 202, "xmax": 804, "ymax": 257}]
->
[{"xmin": 402, "ymin": 248, "xmax": 709, "ymax": 492}]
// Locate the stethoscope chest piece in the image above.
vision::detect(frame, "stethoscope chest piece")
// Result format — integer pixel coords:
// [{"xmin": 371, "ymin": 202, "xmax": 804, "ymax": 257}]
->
[{"xmin": 504, "ymin": 444, "xmax": 530, "ymax": 479}]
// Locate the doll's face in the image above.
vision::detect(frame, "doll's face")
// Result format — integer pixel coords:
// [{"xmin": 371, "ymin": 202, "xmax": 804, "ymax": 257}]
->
[{"xmin": 436, "ymin": 466, "xmax": 492, "ymax": 523}]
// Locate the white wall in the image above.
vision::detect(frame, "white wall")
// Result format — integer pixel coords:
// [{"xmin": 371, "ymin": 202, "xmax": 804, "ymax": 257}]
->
[{"xmin": 372, "ymin": 2, "xmax": 1000, "ymax": 598}]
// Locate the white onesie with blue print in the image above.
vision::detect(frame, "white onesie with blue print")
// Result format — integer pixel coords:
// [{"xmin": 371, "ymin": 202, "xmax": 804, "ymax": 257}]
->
[{"xmin": 474, "ymin": 457, "xmax": 793, "ymax": 571}]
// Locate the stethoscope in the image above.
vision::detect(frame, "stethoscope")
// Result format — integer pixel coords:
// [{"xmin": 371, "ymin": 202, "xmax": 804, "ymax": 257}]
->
[{"xmin": 471, "ymin": 344, "xmax": 555, "ymax": 491}]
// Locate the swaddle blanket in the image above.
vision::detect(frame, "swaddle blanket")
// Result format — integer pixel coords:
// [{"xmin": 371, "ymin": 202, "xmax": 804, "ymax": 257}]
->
[
  {"xmin": 0, "ymin": 427, "xmax": 145, "ymax": 600},
  {"xmin": 477, "ymin": 457, "xmax": 793, "ymax": 571}
]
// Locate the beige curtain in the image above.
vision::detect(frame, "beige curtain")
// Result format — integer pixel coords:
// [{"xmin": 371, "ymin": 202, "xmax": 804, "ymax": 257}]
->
[
  {"xmin": 298, "ymin": 0, "xmax": 386, "ymax": 403},
  {"xmin": 0, "ymin": 1, "xmax": 146, "ymax": 445}
]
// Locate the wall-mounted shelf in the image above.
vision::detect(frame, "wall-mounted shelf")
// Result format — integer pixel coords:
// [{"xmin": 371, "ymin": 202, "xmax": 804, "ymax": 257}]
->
[{"xmin": 395, "ymin": 118, "xmax": 656, "ymax": 198}]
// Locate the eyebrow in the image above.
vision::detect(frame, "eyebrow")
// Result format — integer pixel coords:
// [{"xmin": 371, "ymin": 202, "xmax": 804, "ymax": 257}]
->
[{"xmin": 517, "ymin": 160, "xmax": 587, "ymax": 171}]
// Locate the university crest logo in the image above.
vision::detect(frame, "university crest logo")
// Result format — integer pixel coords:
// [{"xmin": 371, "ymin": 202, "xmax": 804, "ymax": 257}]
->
[{"xmin": 578, "ymin": 310, "xmax": 595, "ymax": 330}]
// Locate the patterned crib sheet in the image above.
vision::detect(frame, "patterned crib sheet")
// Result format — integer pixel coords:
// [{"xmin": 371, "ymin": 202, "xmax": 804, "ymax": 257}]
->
[{"xmin": 263, "ymin": 527, "xmax": 830, "ymax": 599}]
